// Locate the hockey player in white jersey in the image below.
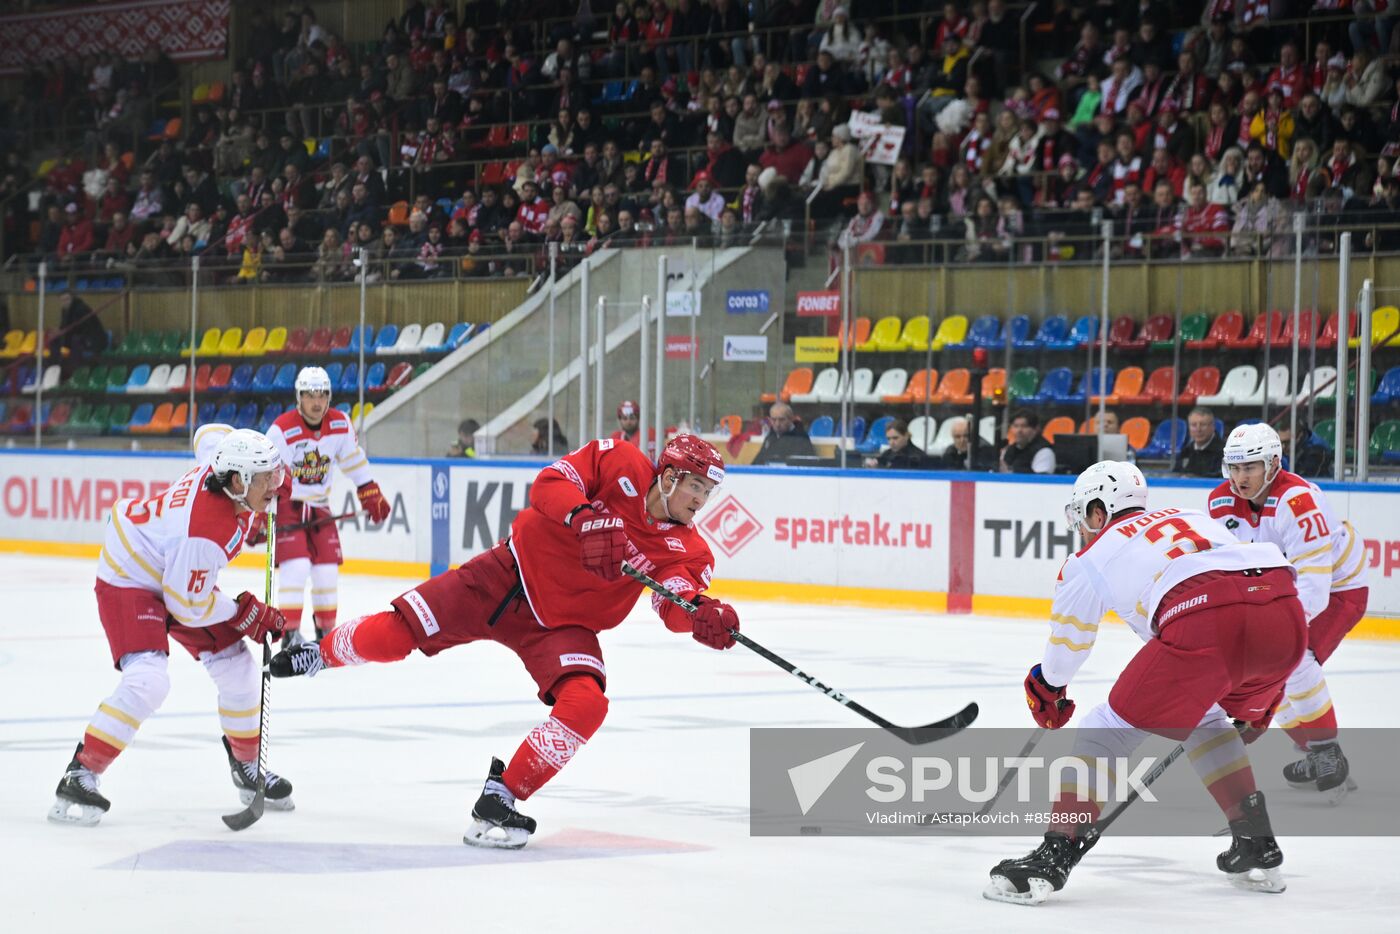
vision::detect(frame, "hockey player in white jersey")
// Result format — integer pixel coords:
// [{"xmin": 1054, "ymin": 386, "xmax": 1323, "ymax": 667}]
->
[
  {"xmin": 49, "ymin": 426, "xmax": 293, "ymax": 826},
  {"xmin": 985, "ymin": 461, "xmax": 1307, "ymax": 906},
  {"xmin": 1209, "ymin": 423, "xmax": 1369, "ymax": 800},
  {"xmin": 263, "ymin": 366, "xmax": 390, "ymax": 646}
]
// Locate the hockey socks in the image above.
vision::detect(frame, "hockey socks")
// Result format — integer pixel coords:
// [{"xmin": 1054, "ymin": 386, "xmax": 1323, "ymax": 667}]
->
[
  {"xmin": 78, "ymin": 651, "xmax": 170, "ymax": 774},
  {"xmin": 502, "ymin": 676, "xmax": 609, "ymax": 800},
  {"xmin": 321, "ymin": 611, "xmax": 417, "ymax": 667},
  {"xmin": 1185, "ymin": 726, "xmax": 1257, "ymax": 821},
  {"xmin": 1277, "ymin": 652, "xmax": 1339, "ymax": 748}
]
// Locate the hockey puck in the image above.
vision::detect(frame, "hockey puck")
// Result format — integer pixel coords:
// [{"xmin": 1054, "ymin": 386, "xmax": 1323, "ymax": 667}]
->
[{"xmin": 799, "ymin": 825, "xmax": 822, "ymax": 835}]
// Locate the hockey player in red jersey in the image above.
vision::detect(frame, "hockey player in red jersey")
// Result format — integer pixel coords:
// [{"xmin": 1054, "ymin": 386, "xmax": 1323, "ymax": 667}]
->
[
  {"xmin": 985, "ymin": 461, "xmax": 1307, "ymax": 905},
  {"xmin": 264, "ymin": 366, "xmax": 391, "ymax": 646},
  {"xmin": 49, "ymin": 426, "xmax": 293, "ymax": 826},
  {"xmin": 270, "ymin": 434, "xmax": 739, "ymax": 849},
  {"xmin": 1209, "ymin": 423, "xmax": 1368, "ymax": 800},
  {"xmin": 609, "ymin": 399, "xmax": 641, "ymax": 446}
]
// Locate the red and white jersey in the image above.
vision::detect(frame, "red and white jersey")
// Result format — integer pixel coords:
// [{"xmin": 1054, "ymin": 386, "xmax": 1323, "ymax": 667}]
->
[
  {"xmin": 1208, "ymin": 471, "xmax": 1367, "ymax": 621},
  {"xmin": 1041, "ymin": 507, "xmax": 1290, "ymax": 687},
  {"xmin": 510, "ymin": 438, "xmax": 715, "ymax": 634},
  {"xmin": 266, "ymin": 410, "xmax": 374, "ymax": 507},
  {"xmin": 96, "ymin": 423, "xmax": 255, "ymax": 627}
]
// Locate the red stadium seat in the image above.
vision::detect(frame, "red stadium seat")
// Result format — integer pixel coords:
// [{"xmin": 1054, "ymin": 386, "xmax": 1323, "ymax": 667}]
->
[
  {"xmin": 385, "ymin": 361, "xmax": 413, "ymax": 389},
  {"xmin": 1178, "ymin": 366, "xmax": 1220, "ymax": 405},
  {"xmin": 1315, "ymin": 310, "xmax": 1355, "ymax": 349},
  {"xmin": 327, "ymin": 327, "xmax": 353, "ymax": 354},
  {"xmin": 1095, "ymin": 315, "xmax": 1137, "ymax": 349},
  {"xmin": 193, "ymin": 364, "xmax": 213, "ymax": 392},
  {"xmin": 1117, "ymin": 314, "xmax": 1171, "ymax": 352},
  {"xmin": 1122, "ymin": 366, "xmax": 1176, "ymax": 405},
  {"xmin": 1224, "ymin": 310, "xmax": 1283, "ymax": 350},
  {"xmin": 305, "ymin": 327, "xmax": 334, "ymax": 355},
  {"xmin": 1270, "ymin": 309, "xmax": 1317, "ymax": 349},
  {"xmin": 1186, "ymin": 311, "xmax": 1243, "ymax": 350},
  {"xmin": 208, "ymin": 364, "xmax": 233, "ymax": 390},
  {"xmin": 282, "ymin": 327, "xmax": 309, "ymax": 355}
]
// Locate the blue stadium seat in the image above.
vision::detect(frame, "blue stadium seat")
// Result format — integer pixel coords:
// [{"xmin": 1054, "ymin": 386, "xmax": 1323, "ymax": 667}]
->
[
  {"xmin": 433, "ymin": 322, "xmax": 472, "ymax": 352},
  {"xmin": 1137, "ymin": 418, "xmax": 1186, "ymax": 458},
  {"xmin": 808, "ymin": 415, "xmax": 835, "ymax": 437},
  {"xmin": 234, "ymin": 402, "xmax": 259, "ymax": 430},
  {"xmin": 228, "ymin": 364, "xmax": 254, "ymax": 393},
  {"xmin": 1018, "ymin": 315, "xmax": 1068, "ymax": 350},
  {"xmin": 337, "ymin": 325, "xmax": 374, "ymax": 357},
  {"xmin": 987, "ymin": 315, "xmax": 1031, "ymax": 350},
  {"xmin": 948, "ymin": 315, "xmax": 1001, "ymax": 351},
  {"xmin": 251, "ymin": 363, "xmax": 278, "ymax": 393},
  {"xmin": 856, "ymin": 416, "xmax": 894, "ymax": 454},
  {"xmin": 214, "ymin": 402, "xmax": 238, "ymax": 424},
  {"xmin": 371, "ymin": 325, "xmax": 399, "ymax": 354},
  {"xmin": 365, "ymin": 361, "xmax": 387, "ymax": 390},
  {"xmin": 324, "ymin": 362, "xmax": 344, "ymax": 386},
  {"xmin": 1064, "ymin": 367, "xmax": 1114, "ymax": 405},
  {"xmin": 1028, "ymin": 367, "xmax": 1074, "ymax": 404},
  {"xmin": 1046, "ymin": 315, "xmax": 1097, "ymax": 350},
  {"xmin": 272, "ymin": 363, "xmax": 298, "ymax": 392},
  {"xmin": 196, "ymin": 403, "xmax": 217, "ymax": 427},
  {"xmin": 258, "ymin": 403, "xmax": 283, "ymax": 433},
  {"xmin": 126, "ymin": 403, "xmax": 155, "ymax": 433},
  {"xmin": 124, "ymin": 364, "xmax": 151, "ymax": 393},
  {"xmin": 334, "ymin": 402, "xmax": 351, "ymax": 415},
  {"xmin": 1373, "ymin": 366, "xmax": 1400, "ymax": 405},
  {"xmin": 338, "ymin": 363, "xmax": 360, "ymax": 394},
  {"xmin": 842, "ymin": 416, "xmax": 866, "ymax": 441}
]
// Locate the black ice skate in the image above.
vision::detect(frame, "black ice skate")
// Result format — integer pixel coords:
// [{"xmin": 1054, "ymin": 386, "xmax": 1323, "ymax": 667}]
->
[
  {"xmin": 463, "ymin": 757, "xmax": 536, "ymax": 850},
  {"xmin": 984, "ymin": 829, "xmax": 1098, "ymax": 905},
  {"xmin": 1282, "ymin": 742, "xmax": 1356, "ymax": 802},
  {"xmin": 271, "ymin": 640, "xmax": 324, "ymax": 678},
  {"xmin": 223, "ymin": 736, "xmax": 294, "ymax": 811},
  {"xmin": 1217, "ymin": 791, "xmax": 1285, "ymax": 893},
  {"xmin": 47, "ymin": 743, "xmax": 111, "ymax": 827}
]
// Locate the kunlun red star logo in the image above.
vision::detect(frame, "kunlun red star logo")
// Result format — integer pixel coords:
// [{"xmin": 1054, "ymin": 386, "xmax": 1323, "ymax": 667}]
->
[{"xmin": 698, "ymin": 495, "xmax": 764, "ymax": 557}]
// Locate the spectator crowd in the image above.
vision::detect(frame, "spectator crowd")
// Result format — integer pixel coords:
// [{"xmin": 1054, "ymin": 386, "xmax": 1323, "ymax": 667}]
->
[{"xmin": 3, "ymin": 0, "xmax": 1400, "ymax": 283}]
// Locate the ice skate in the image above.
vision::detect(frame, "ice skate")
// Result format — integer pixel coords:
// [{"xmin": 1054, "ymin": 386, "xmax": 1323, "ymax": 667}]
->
[
  {"xmin": 1218, "ymin": 791, "xmax": 1286, "ymax": 893},
  {"xmin": 280, "ymin": 628, "xmax": 306, "ymax": 652},
  {"xmin": 271, "ymin": 639, "xmax": 324, "ymax": 678},
  {"xmin": 464, "ymin": 757, "xmax": 536, "ymax": 850},
  {"xmin": 47, "ymin": 744, "xmax": 110, "ymax": 827},
  {"xmin": 1283, "ymin": 742, "xmax": 1355, "ymax": 802},
  {"xmin": 984, "ymin": 829, "xmax": 1098, "ymax": 905},
  {"xmin": 223, "ymin": 736, "xmax": 294, "ymax": 811}
]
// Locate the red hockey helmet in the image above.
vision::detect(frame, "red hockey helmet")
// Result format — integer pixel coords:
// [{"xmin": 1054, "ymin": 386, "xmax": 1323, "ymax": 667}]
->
[
  {"xmin": 617, "ymin": 400, "xmax": 639, "ymax": 419},
  {"xmin": 656, "ymin": 434, "xmax": 725, "ymax": 486}
]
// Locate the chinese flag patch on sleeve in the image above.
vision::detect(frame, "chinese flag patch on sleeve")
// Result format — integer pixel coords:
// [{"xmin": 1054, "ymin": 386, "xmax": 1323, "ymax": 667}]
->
[{"xmin": 1288, "ymin": 491, "xmax": 1318, "ymax": 515}]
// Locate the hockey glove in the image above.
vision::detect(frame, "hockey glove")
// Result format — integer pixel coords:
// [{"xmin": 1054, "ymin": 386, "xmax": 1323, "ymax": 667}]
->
[
  {"xmin": 357, "ymin": 481, "xmax": 391, "ymax": 523},
  {"xmin": 245, "ymin": 512, "xmax": 268, "ymax": 548},
  {"xmin": 572, "ymin": 505, "xmax": 629, "ymax": 581},
  {"xmin": 1024, "ymin": 664, "xmax": 1075, "ymax": 729},
  {"xmin": 1239, "ymin": 687, "xmax": 1285, "ymax": 744},
  {"xmin": 231, "ymin": 592, "xmax": 288, "ymax": 643},
  {"xmin": 691, "ymin": 594, "xmax": 739, "ymax": 650}
]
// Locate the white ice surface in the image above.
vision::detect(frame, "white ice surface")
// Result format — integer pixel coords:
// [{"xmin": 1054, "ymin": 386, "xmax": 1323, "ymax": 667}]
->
[{"xmin": 2, "ymin": 555, "xmax": 1398, "ymax": 932}]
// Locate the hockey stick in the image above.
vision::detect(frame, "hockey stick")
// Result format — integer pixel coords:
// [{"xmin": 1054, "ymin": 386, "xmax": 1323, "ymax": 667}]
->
[
  {"xmin": 222, "ymin": 501, "xmax": 277, "ymax": 832},
  {"xmin": 621, "ymin": 562, "xmax": 979, "ymax": 744},
  {"xmin": 931, "ymin": 728, "xmax": 1047, "ymax": 821},
  {"xmin": 278, "ymin": 510, "xmax": 357, "ymax": 534}
]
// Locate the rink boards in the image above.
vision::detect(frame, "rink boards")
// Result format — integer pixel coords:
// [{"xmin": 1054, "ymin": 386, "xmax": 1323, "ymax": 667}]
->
[{"xmin": 0, "ymin": 450, "xmax": 1397, "ymax": 632}]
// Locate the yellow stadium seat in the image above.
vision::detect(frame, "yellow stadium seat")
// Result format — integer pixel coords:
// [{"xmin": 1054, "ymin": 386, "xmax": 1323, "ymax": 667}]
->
[
  {"xmin": 0, "ymin": 329, "xmax": 23, "ymax": 358},
  {"xmin": 192, "ymin": 83, "xmax": 209, "ymax": 103},
  {"xmin": 893, "ymin": 315, "xmax": 930, "ymax": 351},
  {"xmin": 1349, "ymin": 305, "xmax": 1399, "ymax": 348},
  {"xmin": 350, "ymin": 402, "xmax": 375, "ymax": 422},
  {"xmin": 15, "ymin": 330, "xmax": 38, "ymax": 357},
  {"xmin": 216, "ymin": 327, "xmax": 244, "ymax": 355},
  {"xmin": 930, "ymin": 315, "xmax": 969, "ymax": 350},
  {"xmin": 265, "ymin": 326, "xmax": 288, "ymax": 353},
  {"xmin": 35, "ymin": 158, "xmax": 57, "ymax": 178},
  {"xmin": 185, "ymin": 327, "xmax": 221, "ymax": 357},
  {"xmin": 855, "ymin": 316, "xmax": 901, "ymax": 353},
  {"xmin": 240, "ymin": 327, "xmax": 268, "ymax": 356}
]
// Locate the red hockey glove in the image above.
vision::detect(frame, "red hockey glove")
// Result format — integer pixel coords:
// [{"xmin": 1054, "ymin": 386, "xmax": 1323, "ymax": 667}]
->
[
  {"xmin": 691, "ymin": 594, "xmax": 739, "ymax": 650},
  {"xmin": 357, "ymin": 481, "xmax": 390, "ymax": 523},
  {"xmin": 230, "ymin": 592, "xmax": 288, "ymax": 643},
  {"xmin": 245, "ymin": 512, "xmax": 268, "ymax": 548},
  {"xmin": 1024, "ymin": 664, "xmax": 1075, "ymax": 729},
  {"xmin": 572, "ymin": 504, "xmax": 628, "ymax": 581}
]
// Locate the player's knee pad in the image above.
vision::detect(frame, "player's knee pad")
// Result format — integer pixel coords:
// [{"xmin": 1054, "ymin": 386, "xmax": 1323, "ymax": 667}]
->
[
  {"xmin": 1285, "ymin": 649, "xmax": 1322, "ymax": 691},
  {"xmin": 279, "ymin": 557, "xmax": 312, "ymax": 589},
  {"xmin": 551, "ymin": 675, "xmax": 608, "ymax": 740},
  {"xmin": 199, "ymin": 641, "xmax": 258, "ymax": 697},
  {"xmin": 1072, "ymin": 701, "xmax": 1148, "ymax": 761},
  {"xmin": 115, "ymin": 651, "xmax": 171, "ymax": 717}
]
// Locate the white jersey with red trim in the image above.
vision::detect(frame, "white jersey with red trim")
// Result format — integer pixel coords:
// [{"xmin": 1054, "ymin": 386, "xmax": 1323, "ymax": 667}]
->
[
  {"xmin": 1040, "ymin": 506, "xmax": 1291, "ymax": 687},
  {"xmin": 266, "ymin": 410, "xmax": 375, "ymax": 507},
  {"xmin": 95, "ymin": 423, "xmax": 254, "ymax": 628},
  {"xmin": 1207, "ymin": 470, "xmax": 1367, "ymax": 621}
]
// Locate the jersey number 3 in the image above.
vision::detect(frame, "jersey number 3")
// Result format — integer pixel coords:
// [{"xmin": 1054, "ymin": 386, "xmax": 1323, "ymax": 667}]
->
[{"xmin": 1143, "ymin": 517, "xmax": 1213, "ymax": 559}]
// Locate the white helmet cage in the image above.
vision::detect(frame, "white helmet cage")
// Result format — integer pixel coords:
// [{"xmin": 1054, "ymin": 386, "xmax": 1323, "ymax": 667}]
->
[
  {"xmin": 1221, "ymin": 423, "xmax": 1282, "ymax": 495},
  {"xmin": 1065, "ymin": 460, "xmax": 1149, "ymax": 531},
  {"xmin": 295, "ymin": 365, "xmax": 333, "ymax": 402},
  {"xmin": 211, "ymin": 429, "xmax": 283, "ymax": 498}
]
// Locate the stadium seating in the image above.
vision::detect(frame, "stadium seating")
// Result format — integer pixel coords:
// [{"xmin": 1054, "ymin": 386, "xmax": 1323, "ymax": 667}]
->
[
  {"xmin": 1122, "ymin": 366, "xmax": 1175, "ymax": 405},
  {"xmin": 1198, "ymin": 366, "xmax": 1257, "ymax": 407},
  {"xmin": 856, "ymin": 416, "xmax": 894, "ymax": 454},
  {"xmin": 1092, "ymin": 366, "xmax": 1142, "ymax": 405},
  {"xmin": 386, "ymin": 323, "xmax": 422, "ymax": 354},
  {"xmin": 885, "ymin": 368, "xmax": 934, "ymax": 403},
  {"xmin": 415, "ymin": 323, "xmax": 445, "ymax": 352},
  {"xmin": 807, "ymin": 415, "xmax": 835, "ymax": 437},
  {"xmin": 1007, "ymin": 367, "xmax": 1039, "ymax": 402},
  {"xmin": 855, "ymin": 316, "xmax": 900, "ymax": 352},
  {"xmin": 371, "ymin": 325, "xmax": 399, "ymax": 354},
  {"xmin": 1064, "ymin": 368, "xmax": 1113, "ymax": 405},
  {"xmin": 1017, "ymin": 316, "xmax": 1066, "ymax": 350},
  {"xmin": 763, "ymin": 367, "xmax": 813, "ymax": 404},
  {"xmin": 228, "ymin": 364, "xmax": 254, "ymax": 393},
  {"xmin": 840, "ymin": 317, "xmax": 872, "ymax": 350},
  {"xmin": 1094, "ymin": 315, "xmax": 1136, "ymax": 350},
  {"xmin": 1137, "ymin": 418, "xmax": 1187, "ymax": 459},
  {"xmin": 365, "ymin": 362, "xmax": 387, "ymax": 391},
  {"xmin": 929, "ymin": 315, "xmax": 968, "ymax": 350},
  {"xmin": 1178, "ymin": 366, "xmax": 1220, "ymax": 404},
  {"xmin": 144, "ymin": 363, "xmax": 172, "ymax": 393},
  {"xmin": 1351, "ymin": 305, "xmax": 1400, "ymax": 348},
  {"xmin": 855, "ymin": 368, "xmax": 906, "ymax": 403},
  {"xmin": 1374, "ymin": 367, "xmax": 1400, "ymax": 405},
  {"xmin": 240, "ymin": 327, "xmax": 268, "ymax": 356},
  {"xmin": 265, "ymin": 327, "xmax": 288, "ymax": 354},
  {"xmin": 929, "ymin": 369, "xmax": 971, "ymax": 405},
  {"xmin": 1224, "ymin": 311, "xmax": 1283, "ymax": 351},
  {"xmin": 1159, "ymin": 313, "xmax": 1206, "ymax": 350},
  {"xmin": 1186, "ymin": 311, "xmax": 1243, "ymax": 350},
  {"xmin": 908, "ymin": 416, "xmax": 935, "ymax": 452},
  {"xmin": 216, "ymin": 327, "xmax": 244, "ymax": 355},
  {"xmin": 1235, "ymin": 364, "xmax": 1291, "ymax": 406},
  {"xmin": 1042, "ymin": 416, "xmax": 1075, "ymax": 441},
  {"xmin": 1296, "ymin": 366, "xmax": 1338, "ymax": 404},
  {"xmin": 948, "ymin": 315, "xmax": 999, "ymax": 351},
  {"xmin": 892, "ymin": 316, "xmax": 930, "ymax": 351},
  {"xmin": 1120, "ymin": 417, "xmax": 1151, "ymax": 450},
  {"xmin": 1271, "ymin": 310, "xmax": 1317, "ymax": 350},
  {"xmin": 251, "ymin": 363, "xmax": 278, "ymax": 393},
  {"xmin": 385, "ymin": 361, "xmax": 414, "ymax": 390},
  {"xmin": 790, "ymin": 368, "xmax": 836, "ymax": 404}
]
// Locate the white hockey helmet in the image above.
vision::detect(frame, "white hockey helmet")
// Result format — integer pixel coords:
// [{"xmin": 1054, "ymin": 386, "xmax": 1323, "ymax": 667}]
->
[
  {"xmin": 210, "ymin": 429, "xmax": 283, "ymax": 502},
  {"xmin": 1065, "ymin": 460, "xmax": 1148, "ymax": 532},
  {"xmin": 1221, "ymin": 423, "xmax": 1282, "ymax": 477},
  {"xmin": 295, "ymin": 365, "xmax": 333, "ymax": 400}
]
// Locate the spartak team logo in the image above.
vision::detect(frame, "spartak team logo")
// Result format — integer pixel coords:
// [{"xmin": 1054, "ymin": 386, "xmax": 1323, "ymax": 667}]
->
[
  {"xmin": 291, "ymin": 448, "xmax": 331, "ymax": 485},
  {"xmin": 698, "ymin": 495, "xmax": 763, "ymax": 557}
]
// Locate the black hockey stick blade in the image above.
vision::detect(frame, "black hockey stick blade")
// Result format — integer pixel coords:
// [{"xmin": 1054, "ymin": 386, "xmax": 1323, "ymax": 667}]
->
[
  {"xmin": 886, "ymin": 702, "xmax": 979, "ymax": 745},
  {"xmin": 221, "ymin": 789, "xmax": 266, "ymax": 831}
]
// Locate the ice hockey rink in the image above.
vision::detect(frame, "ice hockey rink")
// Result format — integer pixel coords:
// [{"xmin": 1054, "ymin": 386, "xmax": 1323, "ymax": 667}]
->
[{"xmin": 4, "ymin": 554, "xmax": 1398, "ymax": 933}]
